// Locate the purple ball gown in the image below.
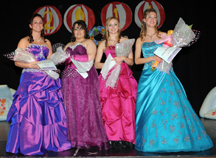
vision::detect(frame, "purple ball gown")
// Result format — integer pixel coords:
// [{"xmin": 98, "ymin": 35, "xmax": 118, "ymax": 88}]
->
[
  {"xmin": 61, "ymin": 43, "xmax": 109, "ymax": 150},
  {"xmin": 6, "ymin": 44, "xmax": 72, "ymax": 155}
]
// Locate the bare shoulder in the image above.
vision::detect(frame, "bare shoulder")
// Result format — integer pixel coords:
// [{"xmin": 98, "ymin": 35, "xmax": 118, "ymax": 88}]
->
[
  {"xmin": 84, "ymin": 39, "xmax": 95, "ymax": 49},
  {"xmin": 45, "ymin": 38, "xmax": 51, "ymax": 44},
  {"xmin": 63, "ymin": 42, "xmax": 72, "ymax": 51},
  {"xmin": 158, "ymin": 31, "xmax": 167, "ymax": 36},
  {"xmin": 65, "ymin": 42, "xmax": 73, "ymax": 48},
  {"xmin": 86, "ymin": 39, "xmax": 95, "ymax": 45},
  {"xmin": 45, "ymin": 39, "xmax": 52, "ymax": 47},
  {"xmin": 19, "ymin": 36, "xmax": 29, "ymax": 44},
  {"xmin": 17, "ymin": 36, "xmax": 29, "ymax": 49},
  {"xmin": 136, "ymin": 37, "xmax": 143, "ymax": 44},
  {"xmin": 98, "ymin": 40, "xmax": 105, "ymax": 47}
]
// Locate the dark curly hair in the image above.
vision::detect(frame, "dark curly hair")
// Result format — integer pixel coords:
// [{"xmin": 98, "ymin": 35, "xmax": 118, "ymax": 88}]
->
[
  {"xmin": 28, "ymin": 13, "xmax": 46, "ymax": 43},
  {"xmin": 71, "ymin": 20, "xmax": 89, "ymax": 42}
]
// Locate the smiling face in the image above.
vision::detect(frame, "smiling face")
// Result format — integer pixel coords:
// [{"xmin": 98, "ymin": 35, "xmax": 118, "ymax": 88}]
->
[
  {"xmin": 29, "ymin": 16, "xmax": 44, "ymax": 33},
  {"xmin": 107, "ymin": 18, "xmax": 119, "ymax": 34},
  {"xmin": 73, "ymin": 23, "xmax": 85, "ymax": 40},
  {"xmin": 143, "ymin": 11, "xmax": 157, "ymax": 28}
]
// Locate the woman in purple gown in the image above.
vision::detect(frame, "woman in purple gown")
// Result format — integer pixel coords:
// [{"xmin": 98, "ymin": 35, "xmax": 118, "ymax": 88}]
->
[
  {"xmin": 61, "ymin": 20, "xmax": 109, "ymax": 150},
  {"xmin": 6, "ymin": 14, "xmax": 72, "ymax": 155}
]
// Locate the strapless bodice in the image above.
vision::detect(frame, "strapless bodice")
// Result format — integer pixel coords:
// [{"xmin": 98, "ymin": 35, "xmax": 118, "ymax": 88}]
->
[
  {"xmin": 65, "ymin": 43, "xmax": 87, "ymax": 56},
  {"xmin": 105, "ymin": 45, "xmax": 116, "ymax": 58},
  {"xmin": 141, "ymin": 42, "xmax": 163, "ymax": 70},
  {"xmin": 26, "ymin": 44, "xmax": 49, "ymax": 61}
]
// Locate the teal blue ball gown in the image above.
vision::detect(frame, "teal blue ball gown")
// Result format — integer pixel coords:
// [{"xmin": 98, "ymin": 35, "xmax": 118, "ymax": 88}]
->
[{"xmin": 135, "ymin": 42, "xmax": 213, "ymax": 152}]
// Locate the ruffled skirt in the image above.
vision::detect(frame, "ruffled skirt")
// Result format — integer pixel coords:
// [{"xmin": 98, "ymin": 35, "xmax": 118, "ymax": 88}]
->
[
  {"xmin": 6, "ymin": 72, "xmax": 71, "ymax": 155},
  {"xmin": 99, "ymin": 63, "xmax": 137, "ymax": 143}
]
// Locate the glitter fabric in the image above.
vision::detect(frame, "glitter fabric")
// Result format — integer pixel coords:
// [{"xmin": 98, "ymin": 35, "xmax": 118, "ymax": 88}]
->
[{"xmin": 62, "ymin": 43, "xmax": 109, "ymax": 150}]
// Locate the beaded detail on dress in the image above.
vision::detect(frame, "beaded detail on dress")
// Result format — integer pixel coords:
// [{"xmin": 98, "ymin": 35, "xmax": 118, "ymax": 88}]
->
[
  {"xmin": 22, "ymin": 68, "xmax": 43, "ymax": 73},
  {"xmin": 26, "ymin": 44, "xmax": 49, "ymax": 61},
  {"xmin": 62, "ymin": 67, "xmax": 79, "ymax": 78},
  {"xmin": 22, "ymin": 44, "xmax": 49, "ymax": 74},
  {"xmin": 107, "ymin": 45, "xmax": 115, "ymax": 50}
]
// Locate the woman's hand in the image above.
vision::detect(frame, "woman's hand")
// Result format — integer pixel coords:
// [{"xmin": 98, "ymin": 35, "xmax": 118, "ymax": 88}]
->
[
  {"xmin": 153, "ymin": 55, "xmax": 162, "ymax": 62},
  {"xmin": 112, "ymin": 56, "xmax": 125, "ymax": 65},
  {"xmin": 29, "ymin": 61, "xmax": 40, "ymax": 69}
]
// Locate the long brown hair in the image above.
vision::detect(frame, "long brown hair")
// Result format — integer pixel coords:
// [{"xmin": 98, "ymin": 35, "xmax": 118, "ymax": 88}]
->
[
  {"xmin": 140, "ymin": 8, "xmax": 160, "ymax": 41},
  {"xmin": 28, "ymin": 14, "xmax": 46, "ymax": 43},
  {"xmin": 105, "ymin": 16, "xmax": 121, "ymax": 48}
]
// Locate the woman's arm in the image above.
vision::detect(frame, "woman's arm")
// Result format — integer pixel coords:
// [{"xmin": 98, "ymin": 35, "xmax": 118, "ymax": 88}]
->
[
  {"xmin": 85, "ymin": 39, "xmax": 96, "ymax": 61},
  {"xmin": 14, "ymin": 37, "xmax": 39, "ymax": 69},
  {"xmin": 45, "ymin": 39, "xmax": 53, "ymax": 60},
  {"xmin": 94, "ymin": 41, "xmax": 105, "ymax": 69},
  {"xmin": 134, "ymin": 37, "xmax": 156, "ymax": 65}
]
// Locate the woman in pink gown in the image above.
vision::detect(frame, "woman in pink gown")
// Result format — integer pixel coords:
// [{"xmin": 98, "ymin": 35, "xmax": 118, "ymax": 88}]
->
[{"xmin": 94, "ymin": 17, "xmax": 137, "ymax": 149}]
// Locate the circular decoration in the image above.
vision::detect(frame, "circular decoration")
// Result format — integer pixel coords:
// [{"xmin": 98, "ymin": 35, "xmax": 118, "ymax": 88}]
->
[
  {"xmin": 134, "ymin": 0, "xmax": 165, "ymax": 28},
  {"xmin": 89, "ymin": 26, "xmax": 106, "ymax": 46},
  {"xmin": 101, "ymin": 2, "xmax": 132, "ymax": 31},
  {"xmin": 64, "ymin": 4, "xmax": 95, "ymax": 32},
  {"xmin": 34, "ymin": 5, "xmax": 62, "ymax": 36}
]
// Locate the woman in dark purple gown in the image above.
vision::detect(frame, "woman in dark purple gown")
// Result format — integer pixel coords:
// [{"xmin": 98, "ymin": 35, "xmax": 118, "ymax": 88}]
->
[
  {"xmin": 61, "ymin": 20, "xmax": 109, "ymax": 150},
  {"xmin": 6, "ymin": 14, "xmax": 71, "ymax": 155}
]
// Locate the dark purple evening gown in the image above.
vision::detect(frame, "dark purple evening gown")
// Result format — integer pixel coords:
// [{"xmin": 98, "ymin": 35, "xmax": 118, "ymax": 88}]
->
[{"xmin": 61, "ymin": 43, "xmax": 109, "ymax": 150}]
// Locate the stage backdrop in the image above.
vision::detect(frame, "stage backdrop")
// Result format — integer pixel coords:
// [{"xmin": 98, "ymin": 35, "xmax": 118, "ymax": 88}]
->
[{"xmin": 0, "ymin": 0, "xmax": 215, "ymax": 113}]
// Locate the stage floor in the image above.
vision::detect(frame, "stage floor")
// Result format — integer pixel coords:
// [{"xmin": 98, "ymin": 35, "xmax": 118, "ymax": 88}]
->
[{"xmin": 0, "ymin": 118, "xmax": 216, "ymax": 157}]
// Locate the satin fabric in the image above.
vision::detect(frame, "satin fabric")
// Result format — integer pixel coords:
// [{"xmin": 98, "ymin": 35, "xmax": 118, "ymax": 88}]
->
[
  {"xmin": 6, "ymin": 44, "xmax": 71, "ymax": 155},
  {"xmin": 135, "ymin": 42, "xmax": 213, "ymax": 152},
  {"xmin": 99, "ymin": 46, "xmax": 137, "ymax": 143},
  {"xmin": 62, "ymin": 43, "xmax": 109, "ymax": 150}
]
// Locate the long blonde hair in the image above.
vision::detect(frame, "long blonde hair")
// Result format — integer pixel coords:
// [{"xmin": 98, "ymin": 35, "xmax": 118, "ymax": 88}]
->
[
  {"xmin": 140, "ymin": 8, "xmax": 160, "ymax": 41},
  {"xmin": 105, "ymin": 16, "xmax": 121, "ymax": 48}
]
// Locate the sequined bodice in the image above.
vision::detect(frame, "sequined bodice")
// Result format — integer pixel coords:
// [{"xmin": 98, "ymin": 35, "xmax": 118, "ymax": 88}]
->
[
  {"xmin": 62, "ymin": 43, "xmax": 88, "ymax": 78},
  {"xmin": 142, "ymin": 42, "xmax": 163, "ymax": 70},
  {"xmin": 105, "ymin": 45, "xmax": 116, "ymax": 58},
  {"xmin": 22, "ymin": 44, "xmax": 49, "ymax": 73},
  {"xmin": 26, "ymin": 44, "xmax": 49, "ymax": 61},
  {"xmin": 66, "ymin": 43, "xmax": 87, "ymax": 56}
]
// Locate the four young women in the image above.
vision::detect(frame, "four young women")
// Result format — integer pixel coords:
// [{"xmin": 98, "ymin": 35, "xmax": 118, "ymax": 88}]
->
[{"xmin": 5, "ymin": 8, "xmax": 213, "ymax": 155}]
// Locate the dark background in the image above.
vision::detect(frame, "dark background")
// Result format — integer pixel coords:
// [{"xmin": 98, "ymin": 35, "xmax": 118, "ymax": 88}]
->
[{"xmin": 0, "ymin": 0, "xmax": 215, "ymax": 113}]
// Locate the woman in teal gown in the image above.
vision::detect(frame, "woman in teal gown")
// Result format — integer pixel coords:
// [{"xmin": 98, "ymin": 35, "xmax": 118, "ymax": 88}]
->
[{"xmin": 134, "ymin": 8, "xmax": 213, "ymax": 153}]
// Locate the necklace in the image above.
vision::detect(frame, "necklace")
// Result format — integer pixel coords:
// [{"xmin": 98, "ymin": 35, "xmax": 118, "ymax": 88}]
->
[
  {"xmin": 109, "ymin": 38, "xmax": 117, "ymax": 43},
  {"xmin": 146, "ymin": 32, "xmax": 156, "ymax": 40},
  {"xmin": 34, "ymin": 37, "xmax": 42, "ymax": 42}
]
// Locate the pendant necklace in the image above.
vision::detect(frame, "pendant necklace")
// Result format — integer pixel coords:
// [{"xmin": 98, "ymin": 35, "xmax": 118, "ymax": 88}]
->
[
  {"xmin": 109, "ymin": 38, "xmax": 116, "ymax": 43},
  {"xmin": 146, "ymin": 32, "xmax": 156, "ymax": 40}
]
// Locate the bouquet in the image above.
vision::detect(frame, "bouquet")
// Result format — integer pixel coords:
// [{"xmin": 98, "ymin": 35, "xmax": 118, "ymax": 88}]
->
[
  {"xmin": 102, "ymin": 39, "xmax": 135, "ymax": 88},
  {"xmin": 153, "ymin": 17, "xmax": 200, "ymax": 73},
  {"xmin": 13, "ymin": 48, "xmax": 59, "ymax": 80}
]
